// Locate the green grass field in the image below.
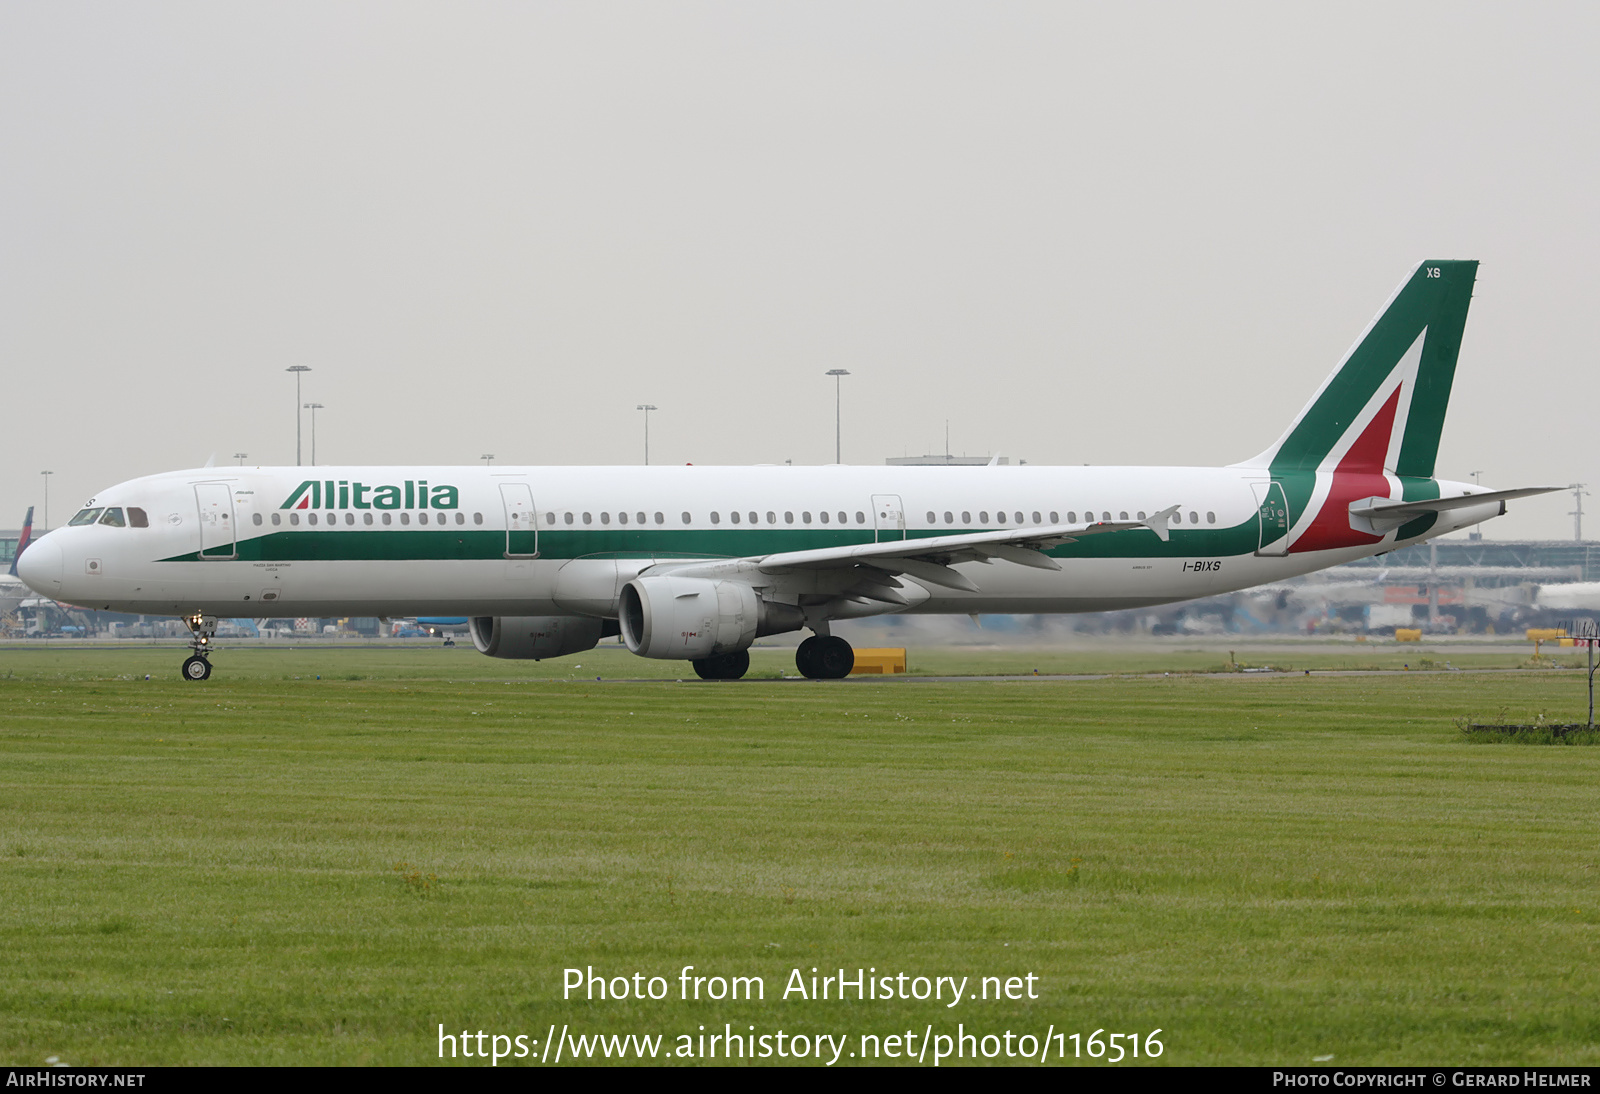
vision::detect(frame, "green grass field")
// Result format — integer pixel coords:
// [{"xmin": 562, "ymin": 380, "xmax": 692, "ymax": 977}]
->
[{"xmin": 2, "ymin": 644, "xmax": 1597, "ymax": 1066}]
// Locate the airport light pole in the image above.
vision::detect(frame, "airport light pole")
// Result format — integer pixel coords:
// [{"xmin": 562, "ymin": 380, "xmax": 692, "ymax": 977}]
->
[
  {"xmin": 1572, "ymin": 483, "xmax": 1589, "ymax": 542},
  {"xmin": 636, "ymin": 405, "xmax": 657, "ymax": 465},
  {"xmin": 286, "ymin": 366, "xmax": 311, "ymax": 465},
  {"xmin": 826, "ymin": 369, "xmax": 850, "ymax": 464},
  {"xmin": 481, "ymin": 454, "xmax": 495, "ymax": 466},
  {"xmin": 234, "ymin": 453, "xmax": 248, "ymax": 466},
  {"xmin": 40, "ymin": 470, "xmax": 52, "ymax": 531},
  {"xmin": 303, "ymin": 404, "xmax": 324, "ymax": 466}
]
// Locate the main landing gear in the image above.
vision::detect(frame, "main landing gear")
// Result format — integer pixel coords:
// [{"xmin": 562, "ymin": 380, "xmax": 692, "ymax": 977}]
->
[
  {"xmin": 692, "ymin": 650, "xmax": 750, "ymax": 681},
  {"xmin": 180, "ymin": 613, "xmax": 217, "ymax": 682},
  {"xmin": 687, "ymin": 635, "xmax": 857, "ymax": 681},
  {"xmin": 795, "ymin": 635, "xmax": 854, "ymax": 680}
]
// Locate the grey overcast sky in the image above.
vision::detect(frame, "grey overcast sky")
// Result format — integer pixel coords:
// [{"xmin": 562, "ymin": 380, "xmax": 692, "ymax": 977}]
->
[{"xmin": 3, "ymin": 2, "xmax": 1597, "ymax": 537}]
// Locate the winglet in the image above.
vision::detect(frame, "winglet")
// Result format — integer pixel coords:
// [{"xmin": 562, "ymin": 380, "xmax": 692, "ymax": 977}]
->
[{"xmin": 1142, "ymin": 505, "xmax": 1181, "ymax": 542}]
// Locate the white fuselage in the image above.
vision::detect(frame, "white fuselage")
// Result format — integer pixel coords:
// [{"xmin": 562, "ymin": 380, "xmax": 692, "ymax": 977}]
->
[{"xmin": 17, "ymin": 464, "xmax": 1495, "ymax": 620}]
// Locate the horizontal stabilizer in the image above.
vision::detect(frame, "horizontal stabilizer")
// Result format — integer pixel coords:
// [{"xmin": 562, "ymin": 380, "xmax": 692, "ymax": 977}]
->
[{"xmin": 1349, "ymin": 486, "xmax": 1562, "ymax": 534}]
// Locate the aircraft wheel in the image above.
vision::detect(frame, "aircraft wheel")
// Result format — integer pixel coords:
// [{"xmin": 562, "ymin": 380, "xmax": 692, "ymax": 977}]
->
[
  {"xmin": 692, "ymin": 650, "xmax": 750, "ymax": 680},
  {"xmin": 181, "ymin": 655, "xmax": 212, "ymax": 682},
  {"xmin": 795, "ymin": 636, "xmax": 822, "ymax": 679},
  {"xmin": 813, "ymin": 636, "xmax": 855, "ymax": 679}
]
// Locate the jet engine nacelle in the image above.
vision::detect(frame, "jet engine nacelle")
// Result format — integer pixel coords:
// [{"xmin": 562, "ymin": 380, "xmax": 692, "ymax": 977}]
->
[
  {"xmin": 469, "ymin": 615, "xmax": 605, "ymax": 660},
  {"xmin": 619, "ymin": 575, "xmax": 803, "ymax": 660}
]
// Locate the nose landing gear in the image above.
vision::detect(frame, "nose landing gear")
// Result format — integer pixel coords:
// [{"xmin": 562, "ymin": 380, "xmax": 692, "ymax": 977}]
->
[{"xmin": 180, "ymin": 613, "xmax": 217, "ymax": 682}]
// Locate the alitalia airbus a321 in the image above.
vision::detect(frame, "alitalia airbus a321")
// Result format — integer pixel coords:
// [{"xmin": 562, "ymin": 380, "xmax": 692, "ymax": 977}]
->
[{"xmin": 16, "ymin": 260, "xmax": 1557, "ymax": 681}]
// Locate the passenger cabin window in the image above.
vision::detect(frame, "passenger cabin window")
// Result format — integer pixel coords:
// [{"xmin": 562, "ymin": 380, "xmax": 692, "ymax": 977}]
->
[
  {"xmin": 381, "ymin": 513, "xmax": 391, "ymax": 525},
  {"xmin": 128, "ymin": 507, "xmax": 148, "ymax": 528},
  {"xmin": 289, "ymin": 513, "xmax": 300, "ymax": 526},
  {"xmin": 398, "ymin": 513, "xmax": 409, "ymax": 526},
  {"xmin": 345, "ymin": 513, "xmax": 355, "ymax": 525},
  {"xmin": 785, "ymin": 512, "xmax": 794, "ymax": 524},
  {"xmin": 962, "ymin": 511, "xmax": 971, "ymax": 524},
  {"xmin": 308, "ymin": 513, "xmax": 319, "ymax": 526},
  {"xmin": 819, "ymin": 511, "xmax": 829, "ymax": 524},
  {"xmin": 855, "ymin": 511, "xmax": 864, "ymax": 524},
  {"xmin": 618, "ymin": 512, "xmax": 628, "ymax": 524},
  {"xmin": 1207, "ymin": 511, "xmax": 1216, "ymax": 524},
  {"xmin": 1189, "ymin": 511, "xmax": 1199, "ymax": 523},
  {"xmin": 252, "ymin": 513, "xmax": 263, "ymax": 526},
  {"xmin": 637, "ymin": 512, "xmax": 646, "ymax": 524},
  {"xmin": 1032, "ymin": 512, "xmax": 1041, "ymax": 524},
  {"xmin": 564, "ymin": 512, "xmax": 574, "ymax": 525},
  {"xmin": 681, "ymin": 512, "xmax": 691, "ymax": 524},
  {"xmin": 750, "ymin": 512, "xmax": 759, "ymax": 524},
  {"xmin": 456, "ymin": 512, "xmax": 466, "ymax": 525},
  {"xmin": 996, "ymin": 511, "xmax": 1006, "ymax": 524},
  {"xmin": 420, "ymin": 512, "xmax": 430, "ymax": 525},
  {"xmin": 711, "ymin": 512, "xmax": 721, "ymax": 524},
  {"xmin": 730, "ymin": 511, "xmax": 740, "ymax": 524},
  {"xmin": 802, "ymin": 512, "xmax": 812, "ymax": 524},
  {"xmin": 944, "ymin": 511, "xmax": 954, "ymax": 524},
  {"xmin": 654, "ymin": 513, "xmax": 664, "ymax": 524},
  {"xmin": 69, "ymin": 508, "xmax": 103, "ymax": 526},
  {"xmin": 601, "ymin": 512, "xmax": 612, "ymax": 525},
  {"xmin": 271, "ymin": 512, "xmax": 282, "ymax": 526},
  {"xmin": 364, "ymin": 513, "xmax": 374, "ymax": 525},
  {"xmin": 766, "ymin": 511, "xmax": 776, "ymax": 524},
  {"xmin": 979, "ymin": 511, "xmax": 989, "ymax": 523},
  {"xmin": 926, "ymin": 511, "xmax": 936, "ymax": 523},
  {"xmin": 1120, "ymin": 511, "xmax": 1129, "ymax": 521},
  {"xmin": 546, "ymin": 512, "xmax": 556, "ymax": 524},
  {"xmin": 582, "ymin": 513, "xmax": 592, "ymax": 525},
  {"xmin": 1049, "ymin": 511, "xmax": 1059, "ymax": 523},
  {"xmin": 839, "ymin": 512, "xmax": 848, "ymax": 524}
]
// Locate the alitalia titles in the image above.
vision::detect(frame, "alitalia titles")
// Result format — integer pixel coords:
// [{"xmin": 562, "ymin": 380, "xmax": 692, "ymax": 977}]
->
[{"xmin": 281, "ymin": 479, "xmax": 459, "ymax": 511}]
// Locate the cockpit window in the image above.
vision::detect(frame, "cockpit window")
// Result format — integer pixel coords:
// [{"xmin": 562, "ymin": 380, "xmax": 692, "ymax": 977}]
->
[
  {"xmin": 98, "ymin": 508, "xmax": 126, "ymax": 527},
  {"xmin": 69, "ymin": 508, "xmax": 104, "ymax": 526},
  {"xmin": 128, "ymin": 507, "xmax": 149, "ymax": 527}
]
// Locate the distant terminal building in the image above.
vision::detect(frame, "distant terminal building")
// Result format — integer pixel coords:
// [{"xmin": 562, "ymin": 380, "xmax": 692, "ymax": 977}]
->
[
  {"xmin": 1339, "ymin": 539, "xmax": 1600, "ymax": 583},
  {"xmin": 886, "ymin": 455, "xmax": 1015, "ymax": 466},
  {"xmin": 0, "ymin": 530, "xmax": 19, "ymax": 570}
]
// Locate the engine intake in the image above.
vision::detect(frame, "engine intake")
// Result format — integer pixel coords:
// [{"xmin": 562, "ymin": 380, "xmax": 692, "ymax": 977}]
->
[
  {"xmin": 619, "ymin": 576, "xmax": 802, "ymax": 660},
  {"xmin": 470, "ymin": 615, "xmax": 606, "ymax": 660}
]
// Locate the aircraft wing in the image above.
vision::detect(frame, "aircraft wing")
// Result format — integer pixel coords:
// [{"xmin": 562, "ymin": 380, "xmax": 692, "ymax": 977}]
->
[
  {"xmin": 752, "ymin": 506, "xmax": 1181, "ymax": 592},
  {"xmin": 1349, "ymin": 487, "xmax": 1562, "ymax": 534}
]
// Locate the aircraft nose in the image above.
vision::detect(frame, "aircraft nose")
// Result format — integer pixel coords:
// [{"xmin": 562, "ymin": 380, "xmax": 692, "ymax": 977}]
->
[{"xmin": 15, "ymin": 534, "xmax": 63, "ymax": 595}]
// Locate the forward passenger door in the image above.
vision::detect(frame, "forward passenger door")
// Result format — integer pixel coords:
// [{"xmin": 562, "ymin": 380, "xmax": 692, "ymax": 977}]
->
[{"xmin": 195, "ymin": 483, "xmax": 237, "ymax": 560}]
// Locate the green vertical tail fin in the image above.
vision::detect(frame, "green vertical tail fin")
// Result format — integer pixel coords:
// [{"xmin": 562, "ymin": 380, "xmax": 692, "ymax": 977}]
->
[{"xmin": 1240, "ymin": 260, "xmax": 1478, "ymax": 477}]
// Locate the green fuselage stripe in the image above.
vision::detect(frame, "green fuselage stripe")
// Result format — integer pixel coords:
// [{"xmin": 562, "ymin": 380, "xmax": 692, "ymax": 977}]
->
[{"xmin": 160, "ymin": 521, "xmax": 1263, "ymax": 564}]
